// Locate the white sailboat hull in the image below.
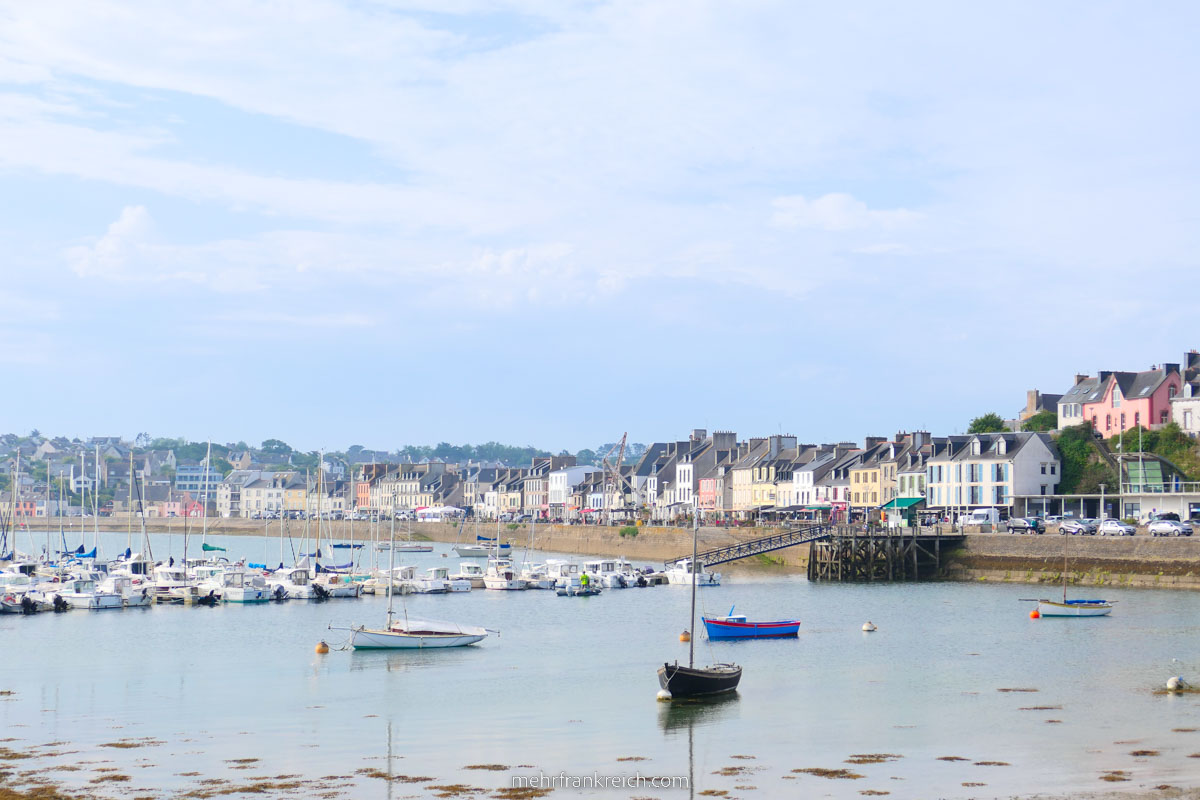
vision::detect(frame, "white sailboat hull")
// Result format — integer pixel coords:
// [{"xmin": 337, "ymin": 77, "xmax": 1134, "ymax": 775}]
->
[
  {"xmin": 454, "ymin": 545, "xmax": 489, "ymax": 557},
  {"xmin": 1037, "ymin": 600, "xmax": 1112, "ymax": 617},
  {"xmin": 350, "ymin": 626, "xmax": 487, "ymax": 649}
]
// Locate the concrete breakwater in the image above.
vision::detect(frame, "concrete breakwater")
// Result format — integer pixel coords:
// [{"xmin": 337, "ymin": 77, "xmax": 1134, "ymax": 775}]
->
[{"xmin": 944, "ymin": 534, "xmax": 1200, "ymax": 590}]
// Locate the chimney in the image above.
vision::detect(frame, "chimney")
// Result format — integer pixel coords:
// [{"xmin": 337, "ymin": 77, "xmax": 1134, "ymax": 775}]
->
[
  {"xmin": 712, "ymin": 431, "xmax": 737, "ymax": 450},
  {"xmin": 864, "ymin": 436, "xmax": 886, "ymax": 450},
  {"xmin": 691, "ymin": 428, "xmax": 707, "ymax": 443},
  {"xmin": 1164, "ymin": 362, "xmax": 1180, "ymax": 375},
  {"xmin": 1075, "ymin": 374, "xmax": 1089, "ymax": 385}
]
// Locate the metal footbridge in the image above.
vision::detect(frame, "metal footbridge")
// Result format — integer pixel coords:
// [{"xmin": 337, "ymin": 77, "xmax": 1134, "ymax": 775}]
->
[{"xmin": 665, "ymin": 525, "xmax": 832, "ymax": 568}]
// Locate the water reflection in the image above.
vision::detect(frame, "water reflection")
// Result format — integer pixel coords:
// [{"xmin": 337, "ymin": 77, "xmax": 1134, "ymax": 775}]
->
[
  {"xmin": 656, "ymin": 691, "xmax": 740, "ymax": 733},
  {"xmin": 348, "ymin": 646, "xmax": 484, "ymax": 673}
]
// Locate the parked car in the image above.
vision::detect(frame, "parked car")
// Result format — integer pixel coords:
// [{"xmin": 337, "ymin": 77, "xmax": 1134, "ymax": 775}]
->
[
  {"xmin": 1008, "ymin": 517, "xmax": 1046, "ymax": 534},
  {"xmin": 1059, "ymin": 519, "xmax": 1096, "ymax": 535},
  {"xmin": 1148, "ymin": 519, "xmax": 1193, "ymax": 537},
  {"xmin": 1097, "ymin": 518, "xmax": 1136, "ymax": 536}
]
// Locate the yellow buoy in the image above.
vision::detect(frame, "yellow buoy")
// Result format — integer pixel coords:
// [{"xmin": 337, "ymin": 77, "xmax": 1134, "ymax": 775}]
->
[
  {"xmin": 679, "ymin": 630, "xmax": 691, "ymax": 642},
  {"xmin": 315, "ymin": 640, "xmax": 330, "ymax": 654}
]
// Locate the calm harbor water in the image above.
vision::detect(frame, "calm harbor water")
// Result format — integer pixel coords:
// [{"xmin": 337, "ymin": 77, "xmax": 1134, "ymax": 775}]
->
[{"xmin": 4, "ymin": 529, "xmax": 1200, "ymax": 799}]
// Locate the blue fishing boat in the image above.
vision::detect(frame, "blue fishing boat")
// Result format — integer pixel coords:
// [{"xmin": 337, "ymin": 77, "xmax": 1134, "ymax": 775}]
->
[{"xmin": 703, "ymin": 607, "xmax": 800, "ymax": 639}]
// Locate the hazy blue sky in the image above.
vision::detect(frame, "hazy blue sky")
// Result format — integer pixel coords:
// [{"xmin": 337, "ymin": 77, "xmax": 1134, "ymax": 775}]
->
[{"xmin": 1, "ymin": 1, "xmax": 1197, "ymax": 452}]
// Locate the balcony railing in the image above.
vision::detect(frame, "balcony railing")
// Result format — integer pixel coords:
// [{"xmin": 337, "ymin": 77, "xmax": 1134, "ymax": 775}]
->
[{"xmin": 1122, "ymin": 482, "xmax": 1200, "ymax": 494}]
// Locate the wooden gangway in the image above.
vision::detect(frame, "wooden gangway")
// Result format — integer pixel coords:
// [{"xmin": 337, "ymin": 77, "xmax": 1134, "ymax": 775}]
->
[{"xmin": 665, "ymin": 525, "xmax": 833, "ymax": 568}]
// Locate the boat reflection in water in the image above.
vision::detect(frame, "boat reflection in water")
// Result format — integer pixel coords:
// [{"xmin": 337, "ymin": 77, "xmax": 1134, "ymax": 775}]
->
[{"xmin": 658, "ymin": 691, "xmax": 740, "ymax": 800}]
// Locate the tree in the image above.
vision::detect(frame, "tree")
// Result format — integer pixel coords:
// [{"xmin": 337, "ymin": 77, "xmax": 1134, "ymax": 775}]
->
[
  {"xmin": 1055, "ymin": 423, "xmax": 1117, "ymax": 494},
  {"xmin": 261, "ymin": 439, "xmax": 293, "ymax": 454},
  {"xmin": 1021, "ymin": 410, "xmax": 1057, "ymax": 432},
  {"xmin": 968, "ymin": 413, "xmax": 1007, "ymax": 434},
  {"xmin": 29, "ymin": 428, "xmax": 40, "ymax": 438}
]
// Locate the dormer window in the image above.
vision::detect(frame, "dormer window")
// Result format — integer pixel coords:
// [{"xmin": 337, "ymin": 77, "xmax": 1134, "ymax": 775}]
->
[{"xmin": 971, "ymin": 440, "xmax": 981, "ymax": 456}]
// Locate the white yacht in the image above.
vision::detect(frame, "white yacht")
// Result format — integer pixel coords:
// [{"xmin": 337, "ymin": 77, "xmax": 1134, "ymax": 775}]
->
[
  {"xmin": 483, "ymin": 557, "xmax": 525, "ymax": 590},
  {"xmin": 519, "ymin": 562, "xmax": 555, "ymax": 590},
  {"xmin": 152, "ymin": 564, "xmax": 198, "ymax": 603},
  {"xmin": 267, "ymin": 562, "xmax": 319, "ymax": 600},
  {"xmin": 98, "ymin": 574, "xmax": 154, "ymax": 607},
  {"xmin": 220, "ymin": 570, "xmax": 273, "ymax": 603},
  {"xmin": 450, "ymin": 562, "xmax": 486, "ymax": 588},
  {"xmin": 56, "ymin": 576, "xmax": 123, "ymax": 610},
  {"xmin": 313, "ymin": 570, "xmax": 362, "ymax": 598},
  {"xmin": 427, "ymin": 566, "xmax": 470, "ymax": 592},
  {"xmin": 665, "ymin": 558, "xmax": 720, "ymax": 586},
  {"xmin": 582, "ymin": 558, "xmax": 643, "ymax": 589}
]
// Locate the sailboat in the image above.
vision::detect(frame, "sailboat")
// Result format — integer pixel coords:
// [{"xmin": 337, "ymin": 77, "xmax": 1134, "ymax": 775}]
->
[
  {"xmin": 1034, "ymin": 525, "xmax": 1112, "ymax": 617},
  {"xmin": 343, "ymin": 526, "xmax": 493, "ymax": 649},
  {"xmin": 657, "ymin": 513, "xmax": 742, "ymax": 699}
]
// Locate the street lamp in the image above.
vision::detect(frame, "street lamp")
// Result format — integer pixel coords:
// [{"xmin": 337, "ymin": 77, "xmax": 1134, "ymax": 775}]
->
[{"xmin": 1099, "ymin": 483, "xmax": 1107, "ymax": 520}]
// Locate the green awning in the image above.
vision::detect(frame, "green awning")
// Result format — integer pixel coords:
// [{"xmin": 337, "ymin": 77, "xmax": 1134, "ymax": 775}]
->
[
  {"xmin": 880, "ymin": 497, "xmax": 924, "ymax": 510},
  {"xmin": 803, "ymin": 504, "xmax": 832, "ymax": 510}
]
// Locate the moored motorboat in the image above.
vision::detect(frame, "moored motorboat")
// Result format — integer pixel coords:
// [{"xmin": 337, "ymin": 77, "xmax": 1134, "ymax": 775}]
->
[
  {"xmin": 450, "ymin": 561, "xmax": 486, "ymax": 588},
  {"xmin": 666, "ymin": 558, "xmax": 720, "ymax": 586},
  {"xmin": 483, "ymin": 558, "xmax": 525, "ymax": 590},
  {"xmin": 703, "ymin": 609, "xmax": 800, "ymax": 639}
]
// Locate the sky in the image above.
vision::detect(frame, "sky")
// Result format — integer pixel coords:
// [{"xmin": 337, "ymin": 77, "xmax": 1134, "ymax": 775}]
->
[{"xmin": 1, "ymin": 1, "xmax": 1198, "ymax": 453}]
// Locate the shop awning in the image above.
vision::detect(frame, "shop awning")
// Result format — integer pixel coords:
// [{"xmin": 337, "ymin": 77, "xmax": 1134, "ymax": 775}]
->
[
  {"xmin": 880, "ymin": 497, "xmax": 925, "ymax": 510},
  {"xmin": 803, "ymin": 504, "xmax": 832, "ymax": 510}
]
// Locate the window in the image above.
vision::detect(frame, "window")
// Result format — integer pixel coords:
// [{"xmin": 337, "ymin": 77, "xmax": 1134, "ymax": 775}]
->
[
  {"xmin": 1050, "ymin": 464, "xmax": 1056, "ymax": 475},
  {"xmin": 1162, "ymin": 410, "xmax": 1169, "ymax": 424},
  {"xmin": 1170, "ymin": 385, "xmax": 1178, "ymax": 399},
  {"xmin": 1120, "ymin": 413, "xmax": 1126, "ymax": 429},
  {"xmin": 1106, "ymin": 414, "xmax": 1112, "ymax": 430},
  {"xmin": 1040, "ymin": 464, "xmax": 1046, "ymax": 474},
  {"xmin": 1135, "ymin": 411, "xmax": 1140, "ymax": 427}
]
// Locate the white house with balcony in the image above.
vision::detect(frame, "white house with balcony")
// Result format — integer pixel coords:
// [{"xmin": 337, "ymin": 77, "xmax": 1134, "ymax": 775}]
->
[{"xmin": 925, "ymin": 432, "xmax": 1060, "ymax": 513}]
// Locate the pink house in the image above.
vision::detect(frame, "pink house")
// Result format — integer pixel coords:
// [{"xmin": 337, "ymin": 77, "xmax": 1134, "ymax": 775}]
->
[
  {"xmin": 697, "ymin": 477, "xmax": 719, "ymax": 511},
  {"xmin": 1082, "ymin": 365, "xmax": 1182, "ymax": 437}
]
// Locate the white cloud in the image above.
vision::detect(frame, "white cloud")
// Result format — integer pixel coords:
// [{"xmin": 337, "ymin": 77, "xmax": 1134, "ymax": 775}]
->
[
  {"xmin": 65, "ymin": 205, "xmax": 155, "ymax": 279},
  {"xmin": 770, "ymin": 193, "xmax": 921, "ymax": 232}
]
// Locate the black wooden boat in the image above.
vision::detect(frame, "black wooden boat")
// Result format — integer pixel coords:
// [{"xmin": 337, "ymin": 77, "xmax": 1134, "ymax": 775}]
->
[{"xmin": 658, "ymin": 661, "xmax": 742, "ymax": 698}]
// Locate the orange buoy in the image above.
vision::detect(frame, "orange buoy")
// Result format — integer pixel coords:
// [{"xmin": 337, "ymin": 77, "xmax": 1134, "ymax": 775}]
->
[
  {"xmin": 679, "ymin": 630, "xmax": 691, "ymax": 642},
  {"xmin": 1029, "ymin": 609, "xmax": 1040, "ymax": 619},
  {"xmin": 315, "ymin": 640, "xmax": 330, "ymax": 654}
]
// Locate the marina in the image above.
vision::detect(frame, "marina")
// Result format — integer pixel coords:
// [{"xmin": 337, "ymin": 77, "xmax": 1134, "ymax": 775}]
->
[{"xmin": 4, "ymin": 530, "xmax": 1200, "ymax": 799}]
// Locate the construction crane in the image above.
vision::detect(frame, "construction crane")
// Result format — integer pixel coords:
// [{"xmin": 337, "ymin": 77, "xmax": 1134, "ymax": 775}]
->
[{"xmin": 601, "ymin": 434, "xmax": 628, "ymax": 528}]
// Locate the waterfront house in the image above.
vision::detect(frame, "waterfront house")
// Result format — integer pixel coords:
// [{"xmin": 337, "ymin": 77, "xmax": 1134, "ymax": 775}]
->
[
  {"xmin": 924, "ymin": 432, "xmax": 1060, "ymax": 515},
  {"xmin": 548, "ymin": 465, "xmax": 601, "ymax": 520},
  {"xmin": 1061, "ymin": 364, "xmax": 1182, "ymax": 436}
]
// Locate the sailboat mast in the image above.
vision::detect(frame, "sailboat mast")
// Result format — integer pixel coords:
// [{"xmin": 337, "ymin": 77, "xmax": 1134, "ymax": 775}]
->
[
  {"xmin": 202, "ymin": 440, "xmax": 211, "ymax": 546},
  {"xmin": 689, "ymin": 508, "xmax": 698, "ymax": 668},
  {"xmin": 127, "ymin": 451, "xmax": 134, "ymax": 552},
  {"xmin": 385, "ymin": 502, "xmax": 396, "ymax": 629}
]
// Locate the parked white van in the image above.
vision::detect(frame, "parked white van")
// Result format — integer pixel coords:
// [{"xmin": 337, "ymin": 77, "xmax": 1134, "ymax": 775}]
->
[{"xmin": 957, "ymin": 508, "xmax": 1001, "ymax": 527}]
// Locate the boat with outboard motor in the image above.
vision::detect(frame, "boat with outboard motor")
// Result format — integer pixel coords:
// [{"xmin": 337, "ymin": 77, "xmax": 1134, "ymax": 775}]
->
[{"xmin": 703, "ymin": 606, "xmax": 800, "ymax": 639}]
